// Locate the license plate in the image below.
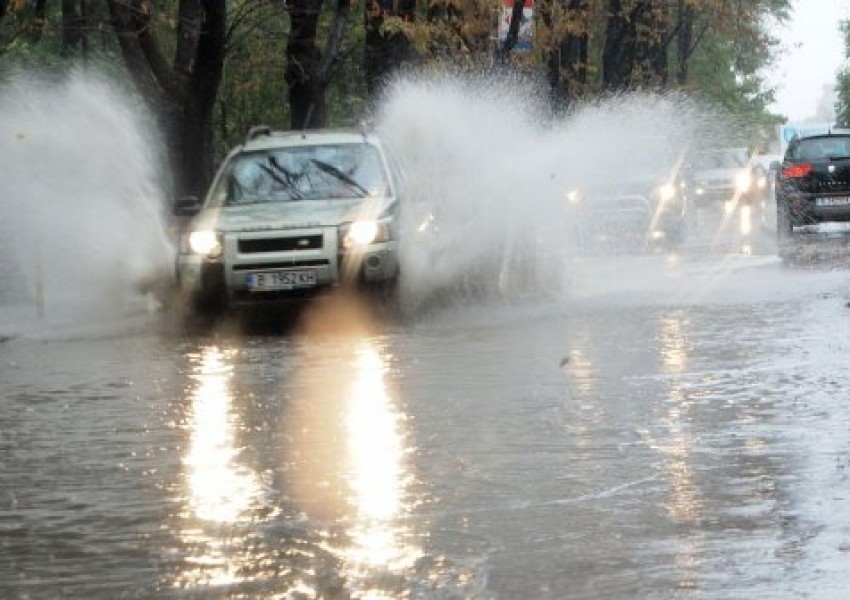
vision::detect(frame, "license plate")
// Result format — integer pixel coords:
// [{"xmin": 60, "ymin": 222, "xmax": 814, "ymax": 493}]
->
[
  {"xmin": 816, "ymin": 196, "xmax": 850, "ymax": 206},
  {"xmin": 249, "ymin": 270, "xmax": 317, "ymax": 291}
]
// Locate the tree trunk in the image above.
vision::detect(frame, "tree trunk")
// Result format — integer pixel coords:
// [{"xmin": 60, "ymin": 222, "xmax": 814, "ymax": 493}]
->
[
  {"xmin": 602, "ymin": 0, "xmax": 633, "ymax": 89},
  {"xmin": 286, "ymin": 0, "xmax": 351, "ymax": 129},
  {"xmin": 61, "ymin": 0, "xmax": 82, "ymax": 56},
  {"xmin": 603, "ymin": 0, "xmax": 669, "ymax": 91},
  {"xmin": 26, "ymin": 0, "xmax": 46, "ymax": 42},
  {"xmin": 676, "ymin": 0, "xmax": 694, "ymax": 85},
  {"xmin": 546, "ymin": 0, "xmax": 588, "ymax": 112},
  {"xmin": 364, "ymin": 0, "xmax": 414, "ymax": 100},
  {"xmin": 107, "ymin": 0, "xmax": 226, "ymax": 199},
  {"xmin": 180, "ymin": 0, "xmax": 226, "ymax": 198},
  {"xmin": 634, "ymin": 1, "xmax": 668, "ymax": 87}
]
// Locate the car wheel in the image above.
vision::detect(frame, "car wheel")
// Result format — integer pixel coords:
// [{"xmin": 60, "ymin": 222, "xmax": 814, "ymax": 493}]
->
[
  {"xmin": 776, "ymin": 198, "xmax": 794, "ymax": 240},
  {"xmin": 775, "ymin": 197, "xmax": 798, "ymax": 260}
]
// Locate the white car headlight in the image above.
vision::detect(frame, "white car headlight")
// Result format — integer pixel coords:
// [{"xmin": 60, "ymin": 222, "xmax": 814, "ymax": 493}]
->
[
  {"xmin": 186, "ymin": 230, "xmax": 223, "ymax": 257},
  {"xmin": 348, "ymin": 221, "xmax": 380, "ymax": 245},
  {"xmin": 565, "ymin": 189, "xmax": 581, "ymax": 205},
  {"xmin": 735, "ymin": 170, "xmax": 752, "ymax": 193},
  {"xmin": 655, "ymin": 182, "xmax": 677, "ymax": 202},
  {"xmin": 340, "ymin": 219, "xmax": 392, "ymax": 249}
]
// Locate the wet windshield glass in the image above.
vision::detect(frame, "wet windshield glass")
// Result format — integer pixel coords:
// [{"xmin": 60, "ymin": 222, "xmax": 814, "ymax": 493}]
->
[
  {"xmin": 694, "ymin": 150, "xmax": 744, "ymax": 169},
  {"xmin": 790, "ymin": 136, "xmax": 850, "ymax": 161},
  {"xmin": 211, "ymin": 143, "xmax": 390, "ymax": 206}
]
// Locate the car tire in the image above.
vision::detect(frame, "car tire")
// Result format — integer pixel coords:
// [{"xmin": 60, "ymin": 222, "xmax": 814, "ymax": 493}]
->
[
  {"xmin": 776, "ymin": 198, "xmax": 793, "ymax": 240},
  {"xmin": 776, "ymin": 198, "xmax": 797, "ymax": 259}
]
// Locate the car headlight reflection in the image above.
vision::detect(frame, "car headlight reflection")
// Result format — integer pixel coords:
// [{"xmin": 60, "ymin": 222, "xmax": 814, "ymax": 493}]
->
[
  {"xmin": 186, "ymin": 230, "xmax": 223, "ymax": 258},
  {"xmin": 566, "ymin": 189, "xmax": 581, "ymax": 205},
  {"xmin": 340, "ymin": 219, "xmax": 392, "ymax": 249}
]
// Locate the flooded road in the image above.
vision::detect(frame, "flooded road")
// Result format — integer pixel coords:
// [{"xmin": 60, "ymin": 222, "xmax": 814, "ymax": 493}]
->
[
  {"xmin": 3, "ymin": 251, "xmax": 850, "ymax": 599},
  {"xmin": 4, "ymin": 69, "xmax": 850, "ymax": 599}
]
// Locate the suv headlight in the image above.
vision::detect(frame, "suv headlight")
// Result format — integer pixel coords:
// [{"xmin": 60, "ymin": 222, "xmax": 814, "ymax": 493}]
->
[
  {"xmin": 340, "ymin": 219, "xmax": 392, "ymax": 250},
  {"xmin": 183, "ymin": 230, "xmax": 223, "ymax": 258}
]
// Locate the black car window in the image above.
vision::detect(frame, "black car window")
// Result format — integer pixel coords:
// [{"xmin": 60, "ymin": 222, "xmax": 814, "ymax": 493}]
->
[{"xmin": 790, "ymin": 136, "xmax": 850, "ymax": 161}]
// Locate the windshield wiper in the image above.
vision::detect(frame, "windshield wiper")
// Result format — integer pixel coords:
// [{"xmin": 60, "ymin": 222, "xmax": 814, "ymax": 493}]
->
[
  {"xmin": 260, "ymin": 156, "xmax": 304, "ymax": 199},
  {"xmin": 828, "ymin": 155, "xmax": 850, "ymax": 161},
  {"xmin": 310, "ymin": 159, "xmax": 369, "ymax": 197}
]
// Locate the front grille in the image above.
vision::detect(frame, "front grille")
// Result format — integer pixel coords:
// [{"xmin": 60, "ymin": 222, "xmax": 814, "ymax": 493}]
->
[
  {"xmin": 233, "ymin": 259, "xmax": 330, "ymax": 271},
  {"xmin": 238, "ymin": 235, "xmax": 323, "ymax": 253}
]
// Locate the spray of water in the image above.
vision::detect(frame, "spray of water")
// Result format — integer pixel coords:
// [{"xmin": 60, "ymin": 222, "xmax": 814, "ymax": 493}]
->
[
  {"xmin": 0, "ymin": 70, "xmax": 174, "ymax": 334},
  {"xmin": 373, "ymin": 70, "xmax": 738, "ymax": 311},
  {"xmin": 0, "ymin": 68, "xmax": 752, "ymax": 335}
]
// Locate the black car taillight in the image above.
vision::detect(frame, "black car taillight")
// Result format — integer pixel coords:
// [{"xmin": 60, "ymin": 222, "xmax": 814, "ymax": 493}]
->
[{"xmin": 782, "ymin": 162, "xmax": 813, "ymax": 178}]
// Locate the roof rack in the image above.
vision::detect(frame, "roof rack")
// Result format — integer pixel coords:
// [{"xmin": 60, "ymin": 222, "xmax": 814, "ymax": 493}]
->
[{"xmin": 245, "ymin": 125, "xmax": 273, "ymax": 143}]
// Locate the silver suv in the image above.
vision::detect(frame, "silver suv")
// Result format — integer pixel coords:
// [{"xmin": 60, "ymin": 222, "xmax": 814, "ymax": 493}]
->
[{"xmin": 175, "ymin": 127, "xmax": 400, "ymax": 313}]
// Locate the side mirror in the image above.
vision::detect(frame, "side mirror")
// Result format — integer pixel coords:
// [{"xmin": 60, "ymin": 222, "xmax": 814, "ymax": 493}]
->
[{"xmin": 174, "ymin": 195, "xmax": 201, "ymax": 217}]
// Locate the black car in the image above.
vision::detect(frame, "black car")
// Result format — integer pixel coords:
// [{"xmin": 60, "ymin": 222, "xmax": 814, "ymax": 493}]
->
[{"xmin": 776, "ymin": 131, "xmax": 850, "ymax": 248}]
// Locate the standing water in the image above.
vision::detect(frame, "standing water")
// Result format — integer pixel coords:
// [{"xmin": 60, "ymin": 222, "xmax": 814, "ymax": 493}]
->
[{"xmin": 0, "ymin": 70, "xmax": 174, "ymax": 338}]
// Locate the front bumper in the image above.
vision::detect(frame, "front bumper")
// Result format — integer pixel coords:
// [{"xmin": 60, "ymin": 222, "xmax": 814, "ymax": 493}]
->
[
  {"xmin": 176, "ymin": 225, "xmax": 398, "ymax": 306},
  {"xmin": 779, "ymin": 192, "xmax": 850, "ymax": 225}
]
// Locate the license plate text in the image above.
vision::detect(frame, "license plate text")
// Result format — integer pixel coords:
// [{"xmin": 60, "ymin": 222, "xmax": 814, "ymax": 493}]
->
[{"xmin": 249, "ymin": 270, "xmax": 317, "ymax": 290}]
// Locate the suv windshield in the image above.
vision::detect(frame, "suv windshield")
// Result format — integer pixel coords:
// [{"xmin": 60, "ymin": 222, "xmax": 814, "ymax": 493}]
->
[
  {"xmin": 210, "ymin": 142, "xmax": 390, "ymax": 206},
  {"xmin": 789, "ymin": 136, "xmax": 850, "ymax": 161},
  {"xmin": 694, "ymin": 150, "xmax": 745, "ymax": 169}
]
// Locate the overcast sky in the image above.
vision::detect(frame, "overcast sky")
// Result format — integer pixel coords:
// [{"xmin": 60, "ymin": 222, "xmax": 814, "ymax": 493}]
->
[{"xmin": 767, "ymin": 0, "xmax": 849, "ymax": 122}]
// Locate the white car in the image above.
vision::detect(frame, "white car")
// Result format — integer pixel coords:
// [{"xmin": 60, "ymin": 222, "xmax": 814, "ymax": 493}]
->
[{"xmin": 175, "ymin": 127, "xmax": 400, "ymax": 314}]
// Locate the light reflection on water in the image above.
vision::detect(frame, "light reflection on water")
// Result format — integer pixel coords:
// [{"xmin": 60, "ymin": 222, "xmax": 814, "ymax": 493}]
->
[
  {"xmin": 653, "ymin": 315, "xmax": 702, "ymax": 590},
  {"xmin": 172, "ymin": 344, "xmax": 267, "ymax": 590},
  {"xmin": 652, "ymin": 314, "xmax": 702, "ymax": 523},
  {"xmin": 289, "ymin": 292, "xmax": 422, "ymax": 597},
  {"xmin": 185, "ymin": 346, "xmax": 262, "ymax": 524},
  {"xmin": 562, "ymin": 342, "xmax": 600, "ymax": 455},
  {"xmin": 343, "ymin": 342, "xmax": 418, "ymax": 571}
]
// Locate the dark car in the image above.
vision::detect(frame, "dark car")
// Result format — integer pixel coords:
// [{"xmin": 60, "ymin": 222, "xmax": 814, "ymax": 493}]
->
[
  {"xmin": 775, "ymin": 131, "xmax": 850, "ymax": 249},
  {"xmin": 564, "ymin": 153, "xmax": 689, "ymax": 253}
]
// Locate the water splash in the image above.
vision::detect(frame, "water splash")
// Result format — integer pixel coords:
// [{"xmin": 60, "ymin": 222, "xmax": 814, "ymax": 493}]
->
[
  {"xmin": 374, "ymin": 70, "xmax": 735, "ymax": 312},
  {"xmin": 0, "ymin": 70, "xmax": 174, "ymax": 335}
]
